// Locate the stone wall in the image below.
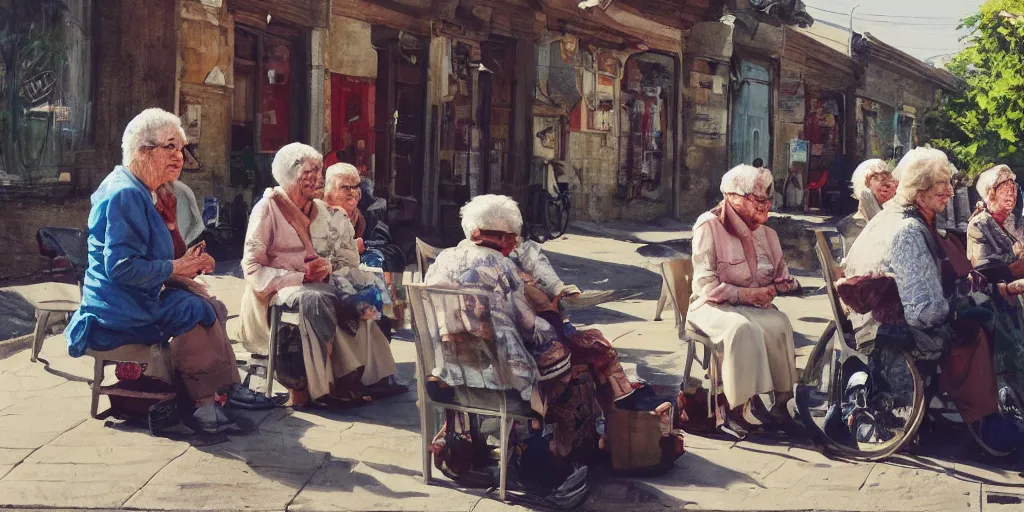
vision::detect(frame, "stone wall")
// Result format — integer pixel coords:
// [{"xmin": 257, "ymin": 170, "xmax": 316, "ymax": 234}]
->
[
  {"xmin": 177, "ymin": 0, "xmax": 234, "ymax": 200},
  {"xmin": 568, "ymin": 131, "xmax": 621, "ymax": 221},
  {"xmin": 0, "ymin": 199, "xmax": 91, "ymax": 279},
  {"xmin": 858, "ymin": 61, "xmax": 940, "ymax": 111},
  {"xmin": 0, "ymin": 0, "xmax": 179, "ymax": 279},
  {"xmin": 681, "ymin": 55, "xmax": 730, "ymax": 218}
]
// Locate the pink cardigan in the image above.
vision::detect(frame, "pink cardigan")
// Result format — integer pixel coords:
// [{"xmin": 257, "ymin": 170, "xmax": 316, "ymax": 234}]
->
[{"xmin": 688, "ymin": 205, "xmax": 791, "ymax": 310}]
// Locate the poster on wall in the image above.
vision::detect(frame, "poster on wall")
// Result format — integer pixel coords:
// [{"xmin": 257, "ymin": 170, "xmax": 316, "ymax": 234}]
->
[
  {"xmin": 183, "ymin": 104, "xmax": 202, "ymax": 142},
  {"xmin": 790, "ymin": 139, "xmax": 808, "ymax": 163},
  {"xmin": 779, "ymin": 78, "xmax": 805, "ymax": 123}
]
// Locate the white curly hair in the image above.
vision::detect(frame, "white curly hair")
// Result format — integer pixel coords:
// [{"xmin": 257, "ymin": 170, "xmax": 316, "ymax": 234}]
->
[
  {"xmin": 121, "ymin": 108, "xmax": 186, "ymax": 167},
  {"xmin": 893, "ymin": 147, "xmax": 954, "ymax": 206},
  {"xmin": 271, "ymin": 143, "xmax": 323, "ymax": 187},
  {"xmin": 850, "ymin": 159, "xmax": 891, "ymax": 200},
  {"xmin": 720, "ymin": 164, "xmax": 774, "ymax": 197},
  {"xmin": 975, "ymin": 164, "xmax": 1016, "ymax": 203},
  {"xmin": 460, "ymin": 194, "xmax": 523, "ymax": 239},
  {"xmin": 324, "ymin": 163, "xmax": 361, "ymax": 195}
]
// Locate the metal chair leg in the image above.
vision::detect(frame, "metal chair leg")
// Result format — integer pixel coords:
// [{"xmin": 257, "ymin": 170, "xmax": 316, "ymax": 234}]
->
[
  {"xmin": 681, "ymin": 338, "xmax": 696, "ymax": 388},
  {"xmin": 31, "ymin": 310, "xmax": 54, "ymax": 363},
  {"xmin": 419, "ymin": 388, "xmax": 433, "ymax": 485},
  {"xmin": 498, "ymin": 401, "xmax": 510, "ymax": 502},
  {"xmin": 266, "ymin": 307, "xmax": 280, "ymax": 398},
  {"xmin": 90, "ymin": 357, "xmax": 104, "ymax": 419},
  {"xmin": 654, "ymin": 281, "xmax": 669, "ymax": 321}
]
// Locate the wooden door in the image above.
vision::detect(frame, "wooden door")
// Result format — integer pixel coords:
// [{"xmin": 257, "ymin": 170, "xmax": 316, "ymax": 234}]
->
[{"xmin": 730, "ymin": 60, "xmax": 771, "ymax": 169}]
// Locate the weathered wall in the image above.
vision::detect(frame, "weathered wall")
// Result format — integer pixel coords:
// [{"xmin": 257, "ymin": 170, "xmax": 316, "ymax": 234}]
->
[
  {"xmin": 177, "ymin": 0, "xmax": 234, "ymax": 200},
  {"xmin": 0, "ymin": 199, "xmax": 92, "ymax": 279},
  {"xmin": 568, "ymin": 131, "xmax": 621, "ymax": 221},
  {"xmin": 682, "ymin": 21, "xmax": 733, "ymax": 219},
  {"xmin": 1, "ymin": 0, "xmax": 178, "ymax": 279},
  {"xmin": 858, "ymin": 61, "xmax": 940, "ymax": 110},
  {"xmin": 682, "ymin": 57, "xmax": 730, "ymax": 216},
  {"xmin": 328, "ymin": 16, "xmax": 377, "ymax": 78}
]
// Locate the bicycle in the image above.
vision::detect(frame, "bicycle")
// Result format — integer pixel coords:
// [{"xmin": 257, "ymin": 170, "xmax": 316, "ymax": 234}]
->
[{"xmin": 525, "ymin": 160, "xmax": 574, "ymax": 243}]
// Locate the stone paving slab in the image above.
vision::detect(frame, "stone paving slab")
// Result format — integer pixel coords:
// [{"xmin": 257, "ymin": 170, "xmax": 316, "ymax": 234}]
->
[
  {"xmin": 1, "ymin": 232, "xmax": 1023, "ymax": 512},
  {"xmin": 290, "ymin": 457, "xmax": 485, "ymax": 512},
  {"xmin": 0, "ymin": 459, "xmax": 169, "ymax": 509},
  {"xmin": 122, "ymin": 446, "xmax": 319, "ymax": 511}
]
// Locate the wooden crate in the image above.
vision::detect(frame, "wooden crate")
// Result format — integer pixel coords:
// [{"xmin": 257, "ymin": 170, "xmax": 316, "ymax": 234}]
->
[{"xmin": 606, "ymin": 405, "xmax": 670, "ymax": 471}]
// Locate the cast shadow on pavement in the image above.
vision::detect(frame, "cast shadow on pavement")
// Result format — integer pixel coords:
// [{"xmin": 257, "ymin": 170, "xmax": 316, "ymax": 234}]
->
[
  {"xmin": 194, "ymin": 404, "xmax": 430, "ymax": 501},
  {"xmin": 545, "ymin": 252, "xmax": 663, "ymax": 302}
]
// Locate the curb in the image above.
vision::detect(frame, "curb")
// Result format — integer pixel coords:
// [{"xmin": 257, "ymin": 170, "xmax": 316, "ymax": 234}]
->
[{"xmin": 0, "ymin": 333, "xmax": 32, "ymax": 361}]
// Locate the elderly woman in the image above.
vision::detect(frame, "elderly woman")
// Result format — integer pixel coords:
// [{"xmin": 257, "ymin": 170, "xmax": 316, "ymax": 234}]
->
[
  {"xmin": 239, "ymin": 143, "xmax": 399, "ymax": 409},
  {"xmin": 843, "ymin": 148, "xmax": 1005, "ymax": 435},
  {"xmin": 837, "ymin": 159, "xmax": 897, "ymax": 252},
  {"xmin": 851, "ymin": 159, "xmax": 896, "ymax": 222},
  {"xmin": 425, "ymin": 195, "xmax": 645, "ymax": 502},
  {"xmin": 66, "ymin": 109, "xmax": 255, "ymax": 433},
  {"xmin": 323, "ymin": 163, "xmax": 407, "ymax": 273},
  {"xmin": 968, "ymin": 165, "xmax": 1024, "ymax": 278},
  {"xmin": 687, "ymin": 165, "xmax": 801, "ymax": 439}
]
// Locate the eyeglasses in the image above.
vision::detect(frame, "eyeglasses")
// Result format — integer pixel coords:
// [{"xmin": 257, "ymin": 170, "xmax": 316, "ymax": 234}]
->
[
  {"xmin": 479, "ymin": 229, "xmax": 522, "ymax": 246},
  {"xmin": 145, "ymin": 142, "xmax": 184, "ymax": 153},
  {"xmin": 744, "ymin": 193, "xmax": 772, "ymax": 207},
  {"xmin": 338, "ymin": 184, "xmax": 360, "ymax": 192}
]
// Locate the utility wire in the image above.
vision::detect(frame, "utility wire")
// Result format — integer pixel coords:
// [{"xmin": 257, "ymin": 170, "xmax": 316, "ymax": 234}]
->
[{"xmin": 805, "ymin": 5, "xmax": 966, "ymax": 21}]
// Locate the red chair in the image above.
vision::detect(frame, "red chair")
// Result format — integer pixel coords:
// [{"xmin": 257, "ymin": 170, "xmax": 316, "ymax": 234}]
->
[{"xmin": 805, "ymin": 169, "xmax": 829, "ymax": 211}]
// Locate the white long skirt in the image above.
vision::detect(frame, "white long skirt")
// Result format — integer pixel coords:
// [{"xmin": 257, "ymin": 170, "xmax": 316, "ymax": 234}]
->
[{"xmin": 688, "ymin": 304, "xmax": 798, "ymax": 408}]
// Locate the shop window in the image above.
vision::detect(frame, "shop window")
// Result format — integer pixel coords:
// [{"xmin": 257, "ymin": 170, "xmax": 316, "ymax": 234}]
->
[
  {"xmin": 328, "ymin": 74, "xmax": 375, "ymax": 178},
  {"xmin": 580, "ymin": 50, "xmax": 614, "ymax": 132},
  {"xmin": 231, "ymin": 24, "xmax": 306, "ymax": 155},
  {"xmin": 620, "ymin": 52, "xmax": 674, "ymax": 200},
  {"xmin": 0, "ymin": 0, "xmax": 94, "ymax": 183}
]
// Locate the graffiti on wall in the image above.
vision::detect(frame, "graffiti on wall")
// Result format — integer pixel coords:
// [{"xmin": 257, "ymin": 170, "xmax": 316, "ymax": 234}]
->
[{"xmin": 0, "ymin": 0, "xmax": 85, "ymax": 184}]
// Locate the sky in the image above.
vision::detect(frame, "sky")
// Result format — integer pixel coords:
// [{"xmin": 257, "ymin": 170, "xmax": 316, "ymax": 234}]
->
[{"xmin": 801, "ymin": 0, "xmax": 985, "ymax": 62}]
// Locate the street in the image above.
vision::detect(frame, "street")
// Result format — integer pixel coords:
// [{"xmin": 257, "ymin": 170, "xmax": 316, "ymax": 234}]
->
[{"xmin": 2, "ymin": 228, "xmax": 1023, "ymax": 512}]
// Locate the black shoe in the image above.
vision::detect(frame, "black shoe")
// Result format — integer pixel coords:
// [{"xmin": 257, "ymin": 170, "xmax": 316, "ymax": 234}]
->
[{"xmin": 717, "ymin": 418, "xmax": 749, "ymax": 440}]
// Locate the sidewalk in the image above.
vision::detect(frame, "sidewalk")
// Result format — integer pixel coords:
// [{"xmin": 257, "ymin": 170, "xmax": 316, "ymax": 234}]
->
[{"xmin": 1, "ymin": 232, "xmax": 1022, "ymax": 511}]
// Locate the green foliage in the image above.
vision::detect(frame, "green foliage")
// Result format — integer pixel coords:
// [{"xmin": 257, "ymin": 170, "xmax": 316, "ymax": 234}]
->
[{"xmin": 926, "ymin": 0, "xmax": 1024, "ymax": 177}]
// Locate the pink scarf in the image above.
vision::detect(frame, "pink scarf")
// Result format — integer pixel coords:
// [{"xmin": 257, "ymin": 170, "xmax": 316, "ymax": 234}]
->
[{"xmin": 711, "ymin": 200, "xmax": 760, "ymax": 287}]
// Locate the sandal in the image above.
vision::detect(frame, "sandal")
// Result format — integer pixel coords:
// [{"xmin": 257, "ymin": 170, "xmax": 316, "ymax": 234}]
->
[
  {"xmin": 286, "ymin": 399, "xmax": 330, "ymax": 410},
  {"xmin": 364, "ymin": 381, "xmax": 409, "ymax": 400},
  {"xmin": 322, "ymin": 390, "xmax": 373, "ymax": 409}
]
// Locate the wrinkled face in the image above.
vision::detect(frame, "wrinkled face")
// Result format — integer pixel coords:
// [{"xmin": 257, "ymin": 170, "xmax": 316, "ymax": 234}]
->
[
  {"xmin": 868, "ymin": 172, "xmax": 897, "ymax": 205},
  {"xmin": 136, "ymin": 127, "xmax": 185, "ymax": 187},
  {"xmin": 990, "ymin": 180, "xmax": 1018, "ymax": 216},
  {"xmin": 915, "ymin": 180, "xmax": 954, "ymax": 216},
  {"xmin": 325, "ymin": 173, "xmax": 361, "ymax": 213},
  {"xmin": 289, "ymin": 158, "xmax": 324, "ymax": 202},
  {"xmin": 726, "ymin": 191, "xmax": 771, "ymax": 227}
]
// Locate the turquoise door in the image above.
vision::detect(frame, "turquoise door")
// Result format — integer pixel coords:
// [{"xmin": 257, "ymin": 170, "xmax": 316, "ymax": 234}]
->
[{"xmin": 730, "ymin": 60, "xmax": 772, "ymax": 169}]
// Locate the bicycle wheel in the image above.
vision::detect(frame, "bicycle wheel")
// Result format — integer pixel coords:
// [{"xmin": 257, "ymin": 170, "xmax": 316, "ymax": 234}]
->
[
  {"xmin": 545, "ymin": 196, "xmax": 570, "ymax": 239},
  {"xmin": 800, "ymin": 344, "xmax": 926, "ymax": 462}
]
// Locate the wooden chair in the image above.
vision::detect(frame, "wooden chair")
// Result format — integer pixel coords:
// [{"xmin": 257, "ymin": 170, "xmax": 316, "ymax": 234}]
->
[
  {"xmin": 405, "ymin": 283, "xmax": 540, "ymax": 502},
  {"xmin": 87, "ymin": 343, "xmax": 176, "ymax": 420}
]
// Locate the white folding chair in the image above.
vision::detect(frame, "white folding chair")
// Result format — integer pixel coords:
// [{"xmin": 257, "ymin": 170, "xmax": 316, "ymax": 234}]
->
[
  {"xmin": 405, "ymin": 283, "xmax": 540, "ymax": 502},
  {"xmin": 653, "ymin": 257, "xmax": 693, "ymax": 328}
]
